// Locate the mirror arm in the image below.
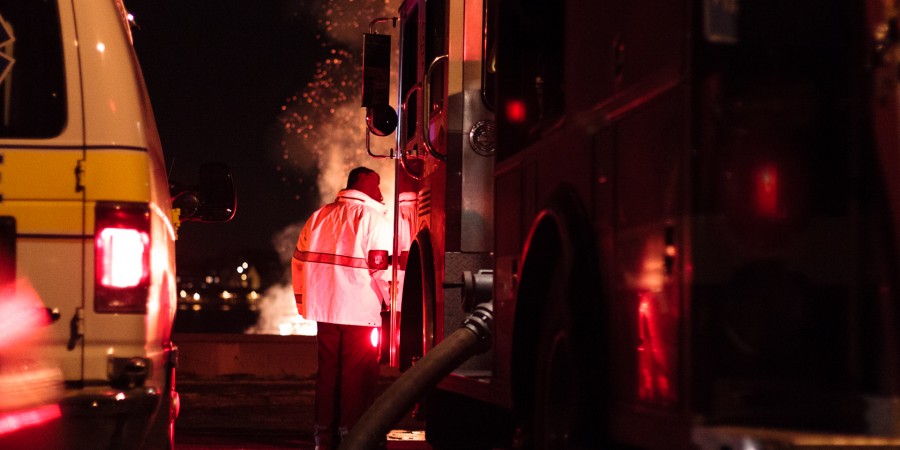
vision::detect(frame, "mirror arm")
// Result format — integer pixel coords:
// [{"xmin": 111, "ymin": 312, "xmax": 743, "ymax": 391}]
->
[
  {"xmin": 423, "ymin": 55, "xmax": 448, "ymax": 162},
  {"xmin": 362, "ymin": 17, "xmax": 397, "ymax": 160},
  {"xmin": 368, "ymin": 17, "xmax": 398, "ymax": 34},
  {"xmin": 366, "ymin": 126, "xmax": 394, "ymax": 159},
  {"xmin": 170, "ymin": 208, "xmax": 182, "ymax": 240}
]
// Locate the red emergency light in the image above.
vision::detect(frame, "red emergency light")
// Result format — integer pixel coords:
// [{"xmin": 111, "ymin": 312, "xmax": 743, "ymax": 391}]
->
[
  {"xmin": 753, "ymin": 163, "xmax": 780, "ymax": 218},
  {"xmin": 505, "ymin": 99, "xmax": 527, "ymax": 123},
  {"xmin": 370, "ymin": 327, "xmax": 379, "ymax": 348}
]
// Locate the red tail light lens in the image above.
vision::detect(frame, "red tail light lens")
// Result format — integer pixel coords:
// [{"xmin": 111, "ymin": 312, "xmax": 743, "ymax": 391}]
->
[
  {"xmin": 95, "ymin": 202, "xmax": 150, "ymax": 314},
  {"xmin": 98, "ymin": 228, "xmax": 146, "ymax": 287}
]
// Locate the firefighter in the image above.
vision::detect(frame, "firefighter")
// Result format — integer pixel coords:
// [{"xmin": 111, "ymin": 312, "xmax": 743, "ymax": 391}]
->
[{"xmin": 291, "ymin": 166, "xmax": 392, "ymax": 450}]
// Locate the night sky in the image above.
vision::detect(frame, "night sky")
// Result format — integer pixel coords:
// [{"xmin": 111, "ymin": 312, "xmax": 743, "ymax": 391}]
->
[{"xmin": 126, "ymin": 0, "xmax": 399, "ymax": 283}]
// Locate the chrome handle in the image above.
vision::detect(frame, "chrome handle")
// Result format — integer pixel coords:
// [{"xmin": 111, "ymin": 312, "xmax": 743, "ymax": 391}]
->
[{"xmin": 423, "ymin": 55, "xmax": 448, "ymax": 162}]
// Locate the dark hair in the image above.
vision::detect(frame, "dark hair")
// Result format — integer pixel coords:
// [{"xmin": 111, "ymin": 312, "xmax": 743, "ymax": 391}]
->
[{"xmin": 346, "ymin": 166, "xmax": 376, "ymax": 189}]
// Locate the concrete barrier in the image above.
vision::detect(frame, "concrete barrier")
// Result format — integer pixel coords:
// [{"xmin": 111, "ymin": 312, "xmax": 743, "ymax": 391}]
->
[{"xmin": 174, "ymin": 333, "xmax": 400, "ymax": 379}]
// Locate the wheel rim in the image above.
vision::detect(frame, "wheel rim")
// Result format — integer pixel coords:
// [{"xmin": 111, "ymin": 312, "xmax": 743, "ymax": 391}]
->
[{"xmin": 537, "ymin": 331, "xmax": 578, "ymax": 448}]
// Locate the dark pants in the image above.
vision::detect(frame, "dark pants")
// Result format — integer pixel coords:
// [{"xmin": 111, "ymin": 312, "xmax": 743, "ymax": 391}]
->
[{"xmin": 314, "ymin": 322, "xmax": 380, "ymax": 448}]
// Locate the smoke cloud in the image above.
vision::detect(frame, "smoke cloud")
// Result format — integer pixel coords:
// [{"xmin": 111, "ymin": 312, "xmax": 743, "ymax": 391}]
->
[{"xmin": 250, "ymin": 0, "xmax": 400, "ymax": 335}]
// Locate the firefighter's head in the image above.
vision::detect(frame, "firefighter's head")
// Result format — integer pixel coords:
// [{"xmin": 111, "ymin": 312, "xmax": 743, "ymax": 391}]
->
[{"xmin": 347, "ymin": 166, "xmax": 384, "ymax": 203}]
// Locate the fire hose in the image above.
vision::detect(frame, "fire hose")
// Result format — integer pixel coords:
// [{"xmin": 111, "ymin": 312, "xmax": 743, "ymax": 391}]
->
[{"xmin": 338, "ymin": 302, "xmax": 494, "ymax": 450}]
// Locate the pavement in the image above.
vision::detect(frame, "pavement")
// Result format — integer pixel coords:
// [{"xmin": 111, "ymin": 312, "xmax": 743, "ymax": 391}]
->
[{"xmin": 174, "ymin": 374, "xmax": 429, "ymax": 449}]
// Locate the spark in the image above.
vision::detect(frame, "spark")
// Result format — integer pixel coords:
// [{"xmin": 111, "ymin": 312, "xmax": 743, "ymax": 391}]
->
[{"xmin": 254, "ymin": 0, "xmax": 402, "ymax": 335}]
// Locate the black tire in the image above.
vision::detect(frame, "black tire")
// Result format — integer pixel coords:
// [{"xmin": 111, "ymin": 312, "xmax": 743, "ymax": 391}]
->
[
  {"xmin": 141, "ymin": 393, "xmax": 174, "ymax": 450},
  {"xmin": 513, "ymin": 189, "xmax": 607, "ymax": 450},
  {"xmin": 141, "ymin": 350, "xmax": 176, "ymax": 450},
  {"xmin": 527, "ymin": 270, "xmax": 602, "ymax": 450},
  {"xmin": 531, "ymin": 285, "xmax": 580, "ymax": 449},
  {"xmin": 425, "ymin": 388, "xmax": 513, "ymax": 450}
]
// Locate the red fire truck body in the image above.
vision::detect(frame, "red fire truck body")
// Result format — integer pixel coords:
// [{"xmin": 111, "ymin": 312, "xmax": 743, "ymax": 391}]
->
[{"xmin": 362, "ymin": 0, "xmax": 900, "ymax": 448}]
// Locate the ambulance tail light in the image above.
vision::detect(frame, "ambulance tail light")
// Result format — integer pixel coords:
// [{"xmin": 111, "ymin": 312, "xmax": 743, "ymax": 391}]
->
[{"xmin": 95, "ymin": 202, "xmax": 150, "ymax": 314}]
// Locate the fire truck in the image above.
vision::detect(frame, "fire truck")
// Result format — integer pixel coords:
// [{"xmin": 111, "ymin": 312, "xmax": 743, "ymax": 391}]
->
[{"xmin": 358, "ymin": 0, "xmax": 900, "ymax": 448}]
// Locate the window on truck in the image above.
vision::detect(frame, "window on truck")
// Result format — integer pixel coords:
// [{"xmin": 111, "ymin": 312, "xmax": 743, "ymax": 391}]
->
[
  {"xmin": 0, "ymin": 2, "xmax": 66, "ymax": 138},
  {"xmin": 482, "ymin": 0, "xmax": 497, "ymax": 112},
  {"xmin": 400, "ymin": 4, "xmax": 419, "ymax": 144},
  {"xmin": 496, "ymin": 0, "xmax": 563, "ymax": 159},
  {"xmin": 424, "ymin": 0, "xmax": 445, "ymax": 125}
]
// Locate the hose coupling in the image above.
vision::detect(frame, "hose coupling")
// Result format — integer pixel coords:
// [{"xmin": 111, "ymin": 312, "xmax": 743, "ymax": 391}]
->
[{"xmin": 461, "ymin": 301, "xmax": 494, "ymax": 353}]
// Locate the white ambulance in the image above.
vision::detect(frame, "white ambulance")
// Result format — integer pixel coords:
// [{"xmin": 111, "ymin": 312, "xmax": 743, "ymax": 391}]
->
[{"xmin": 0, "ymin": 1, "xmax": 235, "ymax": 449}]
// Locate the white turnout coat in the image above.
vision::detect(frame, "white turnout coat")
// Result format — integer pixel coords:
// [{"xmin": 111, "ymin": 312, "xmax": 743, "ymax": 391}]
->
[{"xmin": 291, "ymin": 189, "xmax": 392, "ymax": 327}]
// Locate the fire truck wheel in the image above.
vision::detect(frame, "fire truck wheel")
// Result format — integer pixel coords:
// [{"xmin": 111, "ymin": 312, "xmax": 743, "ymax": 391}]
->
[
  {"xmin": 528, "ymin": 279, "xmax": 586, "ymax": 449},
  {"xmin": 514, "ymin": 188, "xmax": 605, "ymax": 449}
]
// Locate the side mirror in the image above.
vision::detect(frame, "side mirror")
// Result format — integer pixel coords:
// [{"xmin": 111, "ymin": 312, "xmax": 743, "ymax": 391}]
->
[
  {"xmin": 171, "ymin": 162, "xmax": 236, "ymax": 222},
  {"xmin": 366, "ymin": 104, "xmax": 397, "ymax": 136},
  {"xmin": 362, "ymin": 32, "xmax": 396, "ymax": 137},
  {"xmin": 361, "ymin": 33, "xmax": 391, "ymax": 109}
]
